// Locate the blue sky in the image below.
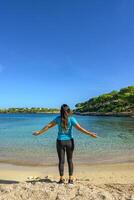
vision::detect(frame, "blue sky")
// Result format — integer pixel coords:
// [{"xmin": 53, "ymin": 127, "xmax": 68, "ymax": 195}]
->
[{"xmin": 0, "ymin": 0, "xmax": 134, "ymax": 109}]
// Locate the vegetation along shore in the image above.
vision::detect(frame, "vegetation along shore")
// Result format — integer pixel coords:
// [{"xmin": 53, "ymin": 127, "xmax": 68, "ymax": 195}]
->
[{"xmin": 0, "ymin": 107, "xmax": 60, "ymax": 114}]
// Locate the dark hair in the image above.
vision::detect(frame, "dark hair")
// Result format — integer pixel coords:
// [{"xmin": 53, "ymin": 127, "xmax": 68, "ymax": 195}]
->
[{"xmin": 60, "ymin": 104, "xmax": 72, "ymax": 130}]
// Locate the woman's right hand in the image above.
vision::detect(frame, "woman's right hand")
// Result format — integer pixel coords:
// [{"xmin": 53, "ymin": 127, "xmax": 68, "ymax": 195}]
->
[{"xmin": 90, "ymin": 132, "xmax": 97, "ymax": 138}]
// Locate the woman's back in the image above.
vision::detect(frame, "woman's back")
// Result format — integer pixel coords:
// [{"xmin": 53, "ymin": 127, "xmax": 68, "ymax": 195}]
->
[{"xmin": 53, "ymin": 116, "xmax": 78, "ymax": 140}]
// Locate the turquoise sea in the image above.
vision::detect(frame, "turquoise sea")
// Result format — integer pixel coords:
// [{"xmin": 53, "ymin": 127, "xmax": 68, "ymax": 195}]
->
[{"xmin": 0, "ymin": 113, "xmax": 134, "ymax": 166}]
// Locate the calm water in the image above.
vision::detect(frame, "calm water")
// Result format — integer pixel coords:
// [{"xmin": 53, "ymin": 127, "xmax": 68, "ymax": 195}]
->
[{"xmin": 0, "ymin": 113, "xmax": 134, "ymax": 166}]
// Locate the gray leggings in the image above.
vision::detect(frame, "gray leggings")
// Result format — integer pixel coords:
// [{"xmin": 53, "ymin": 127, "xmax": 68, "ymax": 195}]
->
[{"xmin": 56, "ymin": 138, "xmax": 74, "ymax": 176}]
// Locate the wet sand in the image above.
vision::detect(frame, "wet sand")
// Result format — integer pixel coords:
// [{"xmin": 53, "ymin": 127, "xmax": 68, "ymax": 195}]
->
[{"xmin": 1, "ymin": 162, "xmax": 134, "ymax": 184}]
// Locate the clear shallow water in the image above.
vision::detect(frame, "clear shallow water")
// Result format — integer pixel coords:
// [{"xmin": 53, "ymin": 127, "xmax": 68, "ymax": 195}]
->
[{"xmin": 0, "ymin": 113, "xmax": 134, "ymax": 166}]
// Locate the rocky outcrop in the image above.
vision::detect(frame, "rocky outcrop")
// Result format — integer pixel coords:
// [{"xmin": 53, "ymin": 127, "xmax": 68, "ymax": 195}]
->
[{"xmin": 74, "ymin": 111, "xmax": 134, "ymax": 117}]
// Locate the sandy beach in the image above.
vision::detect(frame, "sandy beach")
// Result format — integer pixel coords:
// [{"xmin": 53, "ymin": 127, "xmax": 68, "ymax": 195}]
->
[{"xmin": 0, "ymin": 162, "xmax": 134, "ymax": 199}]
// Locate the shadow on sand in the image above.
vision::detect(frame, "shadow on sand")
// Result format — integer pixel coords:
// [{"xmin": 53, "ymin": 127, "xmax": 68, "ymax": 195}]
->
[
  {"xmin": 0, "ymin": 177, "xmax": 59, "ymax": 185},
  {"xmin": 0, "ymin": 180, "xmax": 19, "ymax": 184},
  {"xmin": 26, "ymin": 177, "xmax": 58, "ymax": 184}
]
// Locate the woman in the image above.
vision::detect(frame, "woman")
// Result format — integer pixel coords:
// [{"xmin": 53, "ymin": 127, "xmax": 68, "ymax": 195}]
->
[{"xmin": 33, "ymin": 104, "xmax": 97, "ymax": 184}]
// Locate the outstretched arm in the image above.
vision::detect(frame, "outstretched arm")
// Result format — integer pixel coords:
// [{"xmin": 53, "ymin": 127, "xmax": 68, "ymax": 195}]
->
[
  {"xmin": 32, "ymin": 121, "xmax": 56, "ymax": 136},
  {"xmin": 74, "ymin": 123, "xmax": 97, "ymax": 138}
]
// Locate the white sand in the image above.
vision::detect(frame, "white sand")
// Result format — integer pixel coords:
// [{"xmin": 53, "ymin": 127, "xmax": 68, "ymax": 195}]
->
[{"xmin": 0, "ymin": 162, "xmax": 134, "ymax": 199}]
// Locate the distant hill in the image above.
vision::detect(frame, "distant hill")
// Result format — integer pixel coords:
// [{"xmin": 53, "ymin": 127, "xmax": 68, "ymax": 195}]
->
[{"xmin": 74, "ymin": 86, "xmax": 134, "ymax": 116}]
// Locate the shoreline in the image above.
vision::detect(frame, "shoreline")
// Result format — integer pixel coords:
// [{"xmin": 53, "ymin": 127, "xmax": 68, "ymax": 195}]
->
[
  {"xmin": 1, "ymin": 111, "xmax": 134, "ymax": 117},
  {"xmin": 0, "ymin": 153, "xmax": 134, "ymax": 167}
]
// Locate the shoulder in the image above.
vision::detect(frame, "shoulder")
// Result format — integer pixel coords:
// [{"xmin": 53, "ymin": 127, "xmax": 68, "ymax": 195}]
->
[
  {"xmin": 53, "ymin": 115, "xmax": 60, "ymax": 123},
  {"xmin": 69, "ymin": 116, "xmax": 78, "ymax": 125},
  {"xmin": 69, "ymin": 116, "xmax": 76, "ymax": 120}
]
